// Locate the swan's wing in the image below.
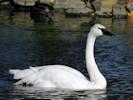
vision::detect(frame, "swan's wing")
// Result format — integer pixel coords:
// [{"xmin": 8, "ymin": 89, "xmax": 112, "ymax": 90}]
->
[
  {"xmin": 37, "ymin": 65, "xmax": 90, "ymax": 89},
  {"xmin": 9, "ymin": 66, "xmax": 39, "ymax": 79},
  {"xmin": 9, "ymin": 65, "xmax": 89, "ymax": 89}
]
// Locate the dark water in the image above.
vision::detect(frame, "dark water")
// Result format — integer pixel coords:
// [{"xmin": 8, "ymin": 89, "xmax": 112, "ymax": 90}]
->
[{"xmin": 0, "ymin": 9, "xmax": 133, "ymax": 99}]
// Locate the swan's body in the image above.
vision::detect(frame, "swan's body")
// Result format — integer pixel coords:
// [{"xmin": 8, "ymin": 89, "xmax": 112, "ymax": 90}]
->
[{"xmin": 9, "ymin": 24, "xmax": 114, "ymax": 90}]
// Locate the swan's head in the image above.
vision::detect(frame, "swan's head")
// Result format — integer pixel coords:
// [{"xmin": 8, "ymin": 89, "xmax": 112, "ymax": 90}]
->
[{"xmin": 90, "ymin": 24, "xmax": 114, "ymax": 37}]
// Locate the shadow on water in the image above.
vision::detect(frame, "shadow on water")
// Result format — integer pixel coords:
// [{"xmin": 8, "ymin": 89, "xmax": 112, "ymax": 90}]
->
[{"xmin": 0, "ymin": 8, "xmax": 133, "ymax": 99}]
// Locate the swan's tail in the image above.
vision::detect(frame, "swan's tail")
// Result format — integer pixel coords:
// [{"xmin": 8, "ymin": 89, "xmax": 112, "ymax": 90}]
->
[
  {"xmin": 9, "ymin": 67, "xmax": 38, "ymax": 85},
  {"xmin": 9, "ymin": 69, "xmax": 21, "ymax": 75}
]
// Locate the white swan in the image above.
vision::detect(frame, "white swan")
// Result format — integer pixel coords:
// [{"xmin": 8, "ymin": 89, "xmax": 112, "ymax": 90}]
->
[{"xmin": 9, "ymin": 24, "xmax": 114, "ymax": 90}]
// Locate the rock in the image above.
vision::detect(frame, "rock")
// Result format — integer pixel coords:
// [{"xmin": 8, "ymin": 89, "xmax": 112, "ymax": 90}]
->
[
  {"xmin": 10, "ymin": 0, "xmax": 55, "ymax": 12},
  {"xmin": 93, "ymin": 0, "xmax": 101, "ymax": 11},
  {"xmin": 101, "ymin": 0, "xmax": 116, "ymax": 8},
  {"xmin": 96, "ymin": 0, "xmax": 128, "ymax": 18},
  {"xmin": 12, "ymin": 0, "xmax": 55, "ymax": 6},
  {"xmin": 96, "ymin": 11, "xmax": 112, "ymax": 18},
  {"xmin": 96, "ymin": 6, "xmax": 113, "ymax": 17},
  {"xmin": 13, "ymin": 0, "xmax": 35, "ymax": 6},
  {"xmin": 113, "ymin": 4, "xmax": 127, "ymax": 18},
  {"xmin": 65, "ymin": 8, "xmax": 92, "ymax": 17},
  {"xmin": 55, "ymin": 0, "xmax": 85, "ymax": 9},
  {"xmin": 55, "ymin": 0, "xmax": 92, "ymax": 17},
  {"xmin": 8, "ymin": 0, "xmax": 129, "ymax": 18},
  {"xmin": 96, "ymin": 0, "xmax": 114, "ymax": 17},
  {"xmin": 126, "ymin": 1, "xmax": 133, "ymax": 11}
]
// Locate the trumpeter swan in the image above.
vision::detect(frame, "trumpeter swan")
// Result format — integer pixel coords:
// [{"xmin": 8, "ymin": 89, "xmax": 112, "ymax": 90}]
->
[{"xmin": 9, "ymin": 24, "xmax": 114, "ymax": 90}]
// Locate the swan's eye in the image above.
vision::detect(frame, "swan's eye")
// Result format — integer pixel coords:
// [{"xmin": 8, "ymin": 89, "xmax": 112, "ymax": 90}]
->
[{"xmin": 98, "ymin": 28, "xmax": 105, "ymax": 32}]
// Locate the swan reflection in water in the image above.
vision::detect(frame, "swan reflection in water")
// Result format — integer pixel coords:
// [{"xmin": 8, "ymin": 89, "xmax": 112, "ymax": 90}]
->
[{"xmin": 14, "ymin": 85, "xmax": 107, "ymax": 100}]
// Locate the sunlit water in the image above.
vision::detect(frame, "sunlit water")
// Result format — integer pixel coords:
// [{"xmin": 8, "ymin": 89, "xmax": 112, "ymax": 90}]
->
[{"xmin": 0, "ymin": 8, "xmax": 133, "ymax": 100}]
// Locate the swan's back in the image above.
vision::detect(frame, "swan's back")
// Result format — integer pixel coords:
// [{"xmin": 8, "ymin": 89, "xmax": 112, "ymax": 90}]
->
[{"xmin": 9, "ymin": 65, "xmax": 90, "ymax": 90}]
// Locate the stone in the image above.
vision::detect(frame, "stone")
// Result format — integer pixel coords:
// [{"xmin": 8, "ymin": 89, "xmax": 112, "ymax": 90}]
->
[
  {"xmin": 13, "ymin": 0, "xmax": 36, "ymax": 6},
  {"xmin": 65, "ymin": 8, "xmax": 92, "ymax": 17},
  {"xmin": 93, "ymin": 0, "xmax": 114, "ymax": 17},
  {"xmin": 55, "ymin": 0, "xmax": 85, "ymax": 9},
  {"xmin": 126, "ymin": 1, "xmax": 133, "ymax": 11},
  {"xmin": 113, "ymin": 4, "xmax": 127, "ymax": 18},
  {"xmin": 55, "ymin": 0, "xmax": 92, "ymax": 17},
  {"xmin": 12, "ymin": 0, "xmax": 55, "ymax": 6}
]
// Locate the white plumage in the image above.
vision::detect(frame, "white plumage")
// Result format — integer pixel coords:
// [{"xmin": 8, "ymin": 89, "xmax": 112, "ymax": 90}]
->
[{"xmin": 9, "ymin": 24, "xmax": 114, "ymax": 90}]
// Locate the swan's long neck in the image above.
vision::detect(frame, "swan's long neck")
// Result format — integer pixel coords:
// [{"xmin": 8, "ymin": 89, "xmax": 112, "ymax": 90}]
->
[{"xmin": 86, "ymin": 33, "xmax": 107, "ymax": 89}]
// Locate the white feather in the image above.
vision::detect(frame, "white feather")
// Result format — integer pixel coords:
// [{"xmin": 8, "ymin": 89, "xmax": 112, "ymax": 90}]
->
[{"xmin": 9, "ymin": 69, "xmax": 21, "ymax": 74}]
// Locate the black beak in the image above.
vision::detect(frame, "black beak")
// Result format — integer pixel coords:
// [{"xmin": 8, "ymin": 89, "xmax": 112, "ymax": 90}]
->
[{"xmin": 100, "ymin": 28, "xmax": 114, "ymax": 36}]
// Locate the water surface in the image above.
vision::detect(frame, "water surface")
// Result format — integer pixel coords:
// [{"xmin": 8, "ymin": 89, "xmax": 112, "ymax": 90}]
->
[{"xmin": 0, "ymin": 9, "xmax": 133, "ymax": 99}]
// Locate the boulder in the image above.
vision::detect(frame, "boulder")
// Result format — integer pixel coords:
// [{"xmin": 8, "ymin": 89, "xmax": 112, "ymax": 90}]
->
[
  {"xmin": 65, "ymin": 8, "xmax": 92, "ymax": 17},
  {"xmin": 126, "ymin": 1, "xmax": 133, "ymax": 11},
  {"xmin": 10, "ymin": 0, "xmax": 55, "ymax": 12},
  {"xmin": 113, "ymin": 4, "xmax": 127, "ymax": 18},
  {"xmin": 55, "ymin": 0, "xmax": 92, "ymax": 16},
  {"xmin": 11, "ymin": 0, "xmax": 55, "ymax": 7},
  {"xmin": 55, "ymin": 0, "xmax": 85, "ymax": 9},
  {"xmin": 13, "ymin": 0, "xmax": 35, "ymax": 6},
  {"xmin": 96, "ymin": 0, "xmax": 115, "ymax": 17}
]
